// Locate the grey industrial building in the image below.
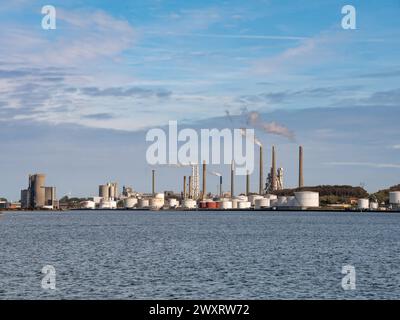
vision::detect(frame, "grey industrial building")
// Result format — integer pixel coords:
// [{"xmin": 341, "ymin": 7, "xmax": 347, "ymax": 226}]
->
[{"xmin": 21, "ymin": 174, "xmax": 58, "ymax": 209}]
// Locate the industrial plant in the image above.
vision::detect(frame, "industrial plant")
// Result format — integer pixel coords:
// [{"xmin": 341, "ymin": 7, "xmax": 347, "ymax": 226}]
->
[
  {"xmin": 0, "ymin": 144, "xmax": 396, "ymax": 213},
  {"xmin": 74, "ymin": 145, "xmax": 400, "ymax": 212}
]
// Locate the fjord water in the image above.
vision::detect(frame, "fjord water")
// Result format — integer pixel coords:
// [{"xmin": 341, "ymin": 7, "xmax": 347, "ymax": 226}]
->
[{"xmin": 0, "ymin": 210, "xmax": 399, "ymax": 299}]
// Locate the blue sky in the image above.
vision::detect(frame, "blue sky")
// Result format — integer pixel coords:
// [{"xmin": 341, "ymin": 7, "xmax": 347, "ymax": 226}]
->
[{"xmin": 0, "ymin": 0, "xmax": 399, "ymax": 200}]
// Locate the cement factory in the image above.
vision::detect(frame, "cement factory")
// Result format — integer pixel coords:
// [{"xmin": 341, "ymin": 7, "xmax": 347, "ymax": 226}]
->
[{"xmin": 72, "ymin": 146, "xmax": 400, "ymax": 212}]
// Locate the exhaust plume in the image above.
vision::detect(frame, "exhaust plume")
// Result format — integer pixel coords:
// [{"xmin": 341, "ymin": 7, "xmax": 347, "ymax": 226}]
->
[{"xmin": 247, "ymin": 111, "xmax": 295, "ymax": 140}]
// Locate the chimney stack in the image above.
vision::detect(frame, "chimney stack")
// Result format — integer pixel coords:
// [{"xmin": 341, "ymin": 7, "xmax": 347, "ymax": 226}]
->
[
  {"xmin": 219, "ymin": 176, "xmax": 223, "ymax": 198},
  {"xmin": 271, "ymin": 146, "xmax": 277, "ymax": 191},
  {"xmin": 188, "ymin": 176, "xmax": 192, "ymax": 199},
  {"xmin": 202, "ymin": 160, "xmax": 207, "ymax": 200},
  {"xmin": 299, "ymin": 146, "xmax": 304, "ymax": 188},
  {"xmin": 183, "ymin": 176, "xmax": 187, "ymax": 199},
  {"xmin": 246, "ymin": 170, "xmax": 250, "ymax": 196},
  {"xmin": 259, "ymin": 145, "xmax": 263, "ymax": 195},
  {"xmin": 152, "ymin": 169, "xmax": 155, "ymax": 196},
  {"xmin": 231, "ymin": 161, "xmax": 235, "ymax": 198}
]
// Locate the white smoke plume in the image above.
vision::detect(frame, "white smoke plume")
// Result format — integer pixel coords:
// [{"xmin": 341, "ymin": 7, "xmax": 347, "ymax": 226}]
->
[
  {"xmin": 209, "ymin": 171, "xmax": 222, "ymax": 177},
  {"xmin": 247, "ymin": 111, "xmax": 295, "ymax": 140}
]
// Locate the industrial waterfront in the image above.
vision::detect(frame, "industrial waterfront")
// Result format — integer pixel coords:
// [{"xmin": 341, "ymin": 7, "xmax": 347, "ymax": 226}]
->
[{"xmin": 1, "ymin": 145, "xmax": 399, "ymax": 213}]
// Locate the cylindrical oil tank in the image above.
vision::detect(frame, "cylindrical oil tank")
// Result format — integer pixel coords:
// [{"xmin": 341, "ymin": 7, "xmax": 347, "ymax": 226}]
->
[
  {"xmin": 182, "ymin": 199, "xmax": 197, "ymax": 209},
  {"xmin": 277, "ymin": 196, "xmax": 288, "ymax": 207},
  {"xmin": 99, "ymin": 200, "xmax": 117, "ymax": 209},
  {"xmin": 294, "ymin": 191, "xmax": 319, "ymax": 208},
  {"xmin": 369, "ymin": 202, "xmax": 379, "ymax": 210},
  {"xmin": 254, "ymin": 198, "xmax": 270, "ymax": 209},
  {"xmin": 81, "ymin": 200, "xmax": 95, "ymax": 209},
  {"xmin": 138, "ymin": 199, "xmax": 149, "ymax": 208},
  {"xmin": 238, "ymin": 201, "xmax": 251, "ymax": 209},
  {"xmin": 357, "ymin": 198, "xmax": 369, "ymax": 210},
  {"xmin": 221, "ymin": 201, "xmax": 233, "ymax": 209},
  {"xmin": 231, "ymin": 199, "xmax": 238, "ymax": 209},
  {"xmin": 124, "ymin": 197, "xmax": 138, "ymax": 208},
  {"xmin": 206, "ymin": 201, "xmax": 217, "ymax": 209},
  {"xmin": 199, "ymin": 201, "xmax": 208, "ymax": 209},
  {"xmin": 150, "ymin": 197, "xmax": 164, "ymax": 210},
  {"xmin": 389, "ymin": 192, "xmax": 400, "ymax": 205},
  {"xmin": 168, "ymin": 198, "xmax": 178, "ymax": 208},
  {"xmin": 249, "ymin": 195, "xmax": 263, "ymax": 205}
]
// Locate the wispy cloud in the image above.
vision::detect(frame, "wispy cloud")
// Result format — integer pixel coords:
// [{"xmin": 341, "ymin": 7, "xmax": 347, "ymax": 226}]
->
[{"xmin": 326, "ymin": 162, "xmax": 400, "ymax": 169}]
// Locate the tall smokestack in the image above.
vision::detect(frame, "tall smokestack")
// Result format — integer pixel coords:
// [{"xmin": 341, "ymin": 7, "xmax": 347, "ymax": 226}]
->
[
  {"xmin": 299, "ymin": 146, "xmax": 304, "ymax": 188},
  {"xmin": 259, "ymin": 145, "xmax": 263, "ymax": 195},
  {"xmin": 219, "ymin": 176, "xmax": 223, "ymax": 197},
  {"xmin": 271, "ymin": 146, "xmax": 277, "ymax": 191},
  {"xmin": 188, "ymin": 176, "xmax": 192, "ymax": 199},
  {"xmin": 152, "ymin": 169, "xmax": 155, "ymax": 196},
  {"xmin": 183, "ymin": 176, "xmax": 187, "ymax": 199},
  {"xmin": 231, "ymin": 161, "xmax": 234, "ymax": 198},
  {"xmin": 246, "ymin": 170, "xmax": 250, "ymax": 196},
  {"xmin": 202, "ymin": 160, "xmax": 207, "ymax": 200}
]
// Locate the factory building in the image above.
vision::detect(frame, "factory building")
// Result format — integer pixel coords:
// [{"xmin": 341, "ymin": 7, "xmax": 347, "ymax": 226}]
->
[
  {"xmin": 98, "ymin": 182, "xmax": 119, "ymax": 200},
  {"xmin": 20, "ymin": 174, "xmax": 58, "ymax": 209}
]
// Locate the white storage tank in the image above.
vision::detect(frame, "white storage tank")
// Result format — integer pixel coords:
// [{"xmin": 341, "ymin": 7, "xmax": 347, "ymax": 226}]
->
[
  {"xmin": 231, "ymin": 199, "xmax": 239, "ymax": 209},
  {"xmin": 100, "ymin": 200, "xmax": 117, "ymax": 209},
  {"xmin": 294, "ymin": 191, "xmax": 319, "ymax": 208},
  {"xmin": 369, "ymin": 202, "xmax": 379, "ymax": 210},
  {"xmin": 238, "ymin": 201, "xmax": 251, "ymax": 209},
  {"xmin": 254, "ymin": 198, "xmax": 270, "ymax": 209},
  {"xmin": 155, "ymin": 193, "xmax": 165, "ymax": 199},
  {"xmin": 220, "ymin": 200, "xmax": 233, "ymax": 209},
  {"xmin": 357, "ymin": 198, "xmax": 369, "ymax": 210},
  {"xmin": 168, "ymin": 198, "xmax": 178, "ymax": 208},
  {"xmin": 81, "ymin": 200, "xmax": 95, "ymax": 209},
  {"xmin": 389, "ymin": 192, "xmax": 400, "ymax": 206},
  {"xmin": 124, "ymin": 197, "xmax": 138, "ymax": 209},
  {"xmin": 150, "ymin": 197, "xmax": 164, "ymax": 210},
  {"xmin": 182, "ymin": 199, "xmax": 197, "ymax": 209},
  {"xmin": 138, "ymin": 199, "xmax": 149, "ymax": 208},
  {"xmin": 249, "ymin": 195, "xmax": 263, "ymax": 205}
]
